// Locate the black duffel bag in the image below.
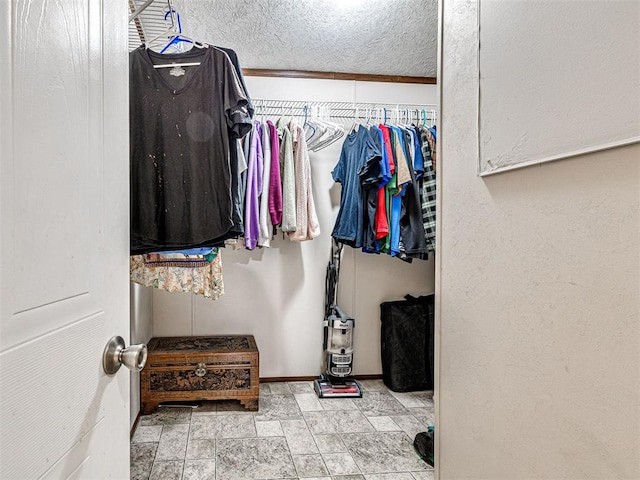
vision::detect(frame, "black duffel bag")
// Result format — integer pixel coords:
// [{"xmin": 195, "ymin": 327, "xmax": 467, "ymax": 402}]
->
[{"xmin": 380, "ymin": 294, "xmax": 434, "ymax": 392}]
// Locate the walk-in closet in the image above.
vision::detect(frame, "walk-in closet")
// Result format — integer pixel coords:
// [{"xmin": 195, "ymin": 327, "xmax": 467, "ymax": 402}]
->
[{"xmin": 127, "ymin": 0, "xmax": 438, "ymax": 478}]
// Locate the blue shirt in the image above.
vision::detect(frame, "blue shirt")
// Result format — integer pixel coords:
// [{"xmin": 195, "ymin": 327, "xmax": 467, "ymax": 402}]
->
[
  {"xmin": 331, "ymin": 126, "xmax": 381, "ymax": 248},
  {"xmin": 412, "ymin": 126, "xmax": 425, "ymax": 179},
  {"xmin": 370, "ymin": 125, "xmax": 391, "ymax": 186}
]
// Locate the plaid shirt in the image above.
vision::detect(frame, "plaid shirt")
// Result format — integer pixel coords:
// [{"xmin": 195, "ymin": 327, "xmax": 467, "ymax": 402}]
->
[{"xmin": 419, "ymin": 129, "xmax": 436, "ymax": 253}]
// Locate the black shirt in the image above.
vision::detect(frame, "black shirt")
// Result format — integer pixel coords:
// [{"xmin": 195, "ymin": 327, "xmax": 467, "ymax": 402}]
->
[
  {"xmin": 216, "ymin": 46, "xmax": 254, "ymax": 237},
  {"xmin": 130, "ymin": 46, "xmax": 252, "ymax": 254}
]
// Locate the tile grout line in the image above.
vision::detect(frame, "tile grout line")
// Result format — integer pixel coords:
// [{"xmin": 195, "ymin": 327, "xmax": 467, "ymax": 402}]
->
[
  {"xmin": 180, "ymin": 420, "xmax": 190, "ymax": 480},
  {"xmin": 213, "ymin": 405, "xmax": 218, "ymax": 480},
  {"xmin": 147, "ymin": 424, "xmax": 162, "ymax": 480}
]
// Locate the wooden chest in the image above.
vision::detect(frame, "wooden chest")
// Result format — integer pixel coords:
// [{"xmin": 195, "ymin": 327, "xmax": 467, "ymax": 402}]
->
[{"xmin": 141, "ymin": 335, "xmax": 259, "ymax": 414}]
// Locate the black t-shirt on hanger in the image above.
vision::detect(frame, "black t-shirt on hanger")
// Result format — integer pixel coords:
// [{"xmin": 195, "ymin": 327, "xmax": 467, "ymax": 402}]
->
[
  {"xmin": 129, "ymin": 45, "xmax": 253, "ymax": 255},
  {"xmin": 214, "ymin": 45, "xmax": 254, "ymax": 236}
]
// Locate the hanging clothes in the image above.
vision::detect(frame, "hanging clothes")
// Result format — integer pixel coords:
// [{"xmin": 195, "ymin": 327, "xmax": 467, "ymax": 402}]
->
[
  {"xmin": 267, "ymin": 120, "xmax": 283, "ymax": 228},
  {"xmin": 424, "ymin": 126, "xmax": 437, "ymax": 174},
  {"xmin": 216, "ymin": 46, "xmax": 255, "ymax": 238},
  {"xmin": 420, "ymin": 128, "xmax": 437, "ymax": 253},
  {"xmin": 288, "ymin": 118, "xmax": 321, "ymax": 241},
  {"xmin": 386, "ymin": 126, "xmax": 407, "ymax": 257},
  {"xmin": 130, "ymin": 250, "xmax": 224, "ymax": 300},
  {"xmin": 378, "ymin": 124, "xmax": 396, "ymax": 253},
  {"xmin": 398, "ymin": 127, "xmax": 427, "ymax": 257},
  {"xmin": 143, "ymin": 247, "xmax": 217, "ymax": 264},
  {"xmin": 331, "ymin": 116, "xmax": 436, "ymax": 261},
  {"xmin": 258, "ymin": 122, "xmax": 273, "ymax": 247},
  {"xmin": 331, "ymin": 126, "xmax": 382, "ymax": 248},
  {"xmin": 232, "ymin": 115, "xmax": 321, "ymax": 247},
  {"xmin": 359, "ymin": 126, "xmax": 383, "ymax": 253},
  {"xmin": 277, "ymin": 117, "xmax": 297, "ymax": 232},
  {"xmin": 244, "ymin": 121, "xmax": 264, "ymax": 250},
  {"xmin": 390, "ymin": 126, "xmax": 412, "ymax": 187},
  {"xmin": 369, "ymin": 125, "xmax": 390, "ymax": 242},
  {"xmin": 410, "ymin": 127, "xmax": 425, "ymax": 180},
  {"xmin": 129, "ymin": 45, "xmax": 252, "ymax": 255}
]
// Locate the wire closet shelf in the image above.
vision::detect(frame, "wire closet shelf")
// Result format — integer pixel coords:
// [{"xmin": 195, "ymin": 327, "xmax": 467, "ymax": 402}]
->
[
  {"xmin": 252, "ymin": 100, "xmax": 438, "ymax": 125},
  {"xmin": 128, "ymin": 0, "xmax": 177, "ymax": 50}
]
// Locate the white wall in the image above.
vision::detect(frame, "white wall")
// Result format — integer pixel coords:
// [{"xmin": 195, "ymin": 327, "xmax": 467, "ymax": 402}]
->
[
  {"xmin": 438, "ymin": 1, "xmax": 640, "ymax": 478},
  {"xmin": 477, "ymin": 0, "xmax": 640, "ymax": 174},
  {"xmin": 130, "ymin": 283, "xmax": 153, "ymax": 427},
  {"xmin": 151, "ymin": 77, "xmax": 437, "ymax": 378}
]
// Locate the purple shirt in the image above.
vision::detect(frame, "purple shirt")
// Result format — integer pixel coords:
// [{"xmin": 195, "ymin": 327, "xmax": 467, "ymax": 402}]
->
[
  {"xmin": 267, "ymin": 120, "xmax": 283, "ymax": 226},
  {"xmin": 244, "ymin": 122, "xmax": 263, "ymax": 249}
]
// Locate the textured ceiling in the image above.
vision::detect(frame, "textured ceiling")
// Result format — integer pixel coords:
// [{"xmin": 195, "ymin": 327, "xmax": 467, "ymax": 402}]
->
[{"xmin": 171, "ymin": 0, "xmax": 438, "ymax": 77}]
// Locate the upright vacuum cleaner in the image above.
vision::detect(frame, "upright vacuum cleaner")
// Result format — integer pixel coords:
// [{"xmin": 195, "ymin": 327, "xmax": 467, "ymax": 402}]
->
[{"xmin": 313, "ymin": 239, "xmax": 363, "ymax": 398}]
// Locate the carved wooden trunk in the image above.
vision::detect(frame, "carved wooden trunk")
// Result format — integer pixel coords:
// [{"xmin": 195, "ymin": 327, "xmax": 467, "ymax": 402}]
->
[{"xmin": 141, "ymin": 335, "xmax": 259, "ymax": 414}]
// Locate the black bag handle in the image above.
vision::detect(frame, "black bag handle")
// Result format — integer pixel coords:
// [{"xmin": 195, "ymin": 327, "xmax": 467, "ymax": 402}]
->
[{"xmin": 403, "ymin": 293, "xmax": 434, "ymax": 304}]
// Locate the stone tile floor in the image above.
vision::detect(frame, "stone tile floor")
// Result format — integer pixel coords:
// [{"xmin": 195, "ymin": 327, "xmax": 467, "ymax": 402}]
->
[{"xmin": 131, "ymin": 379, "xmax": 434, "ymax": 480}]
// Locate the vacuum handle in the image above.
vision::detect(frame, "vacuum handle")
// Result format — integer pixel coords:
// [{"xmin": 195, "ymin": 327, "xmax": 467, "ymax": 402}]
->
[
  {"xmin": 322, "ymin": 318, "xmax": 330, "ymax": 351},
  {"xmin": 332, "ymin": 306, "xmax": 354, "ymax": 325}
]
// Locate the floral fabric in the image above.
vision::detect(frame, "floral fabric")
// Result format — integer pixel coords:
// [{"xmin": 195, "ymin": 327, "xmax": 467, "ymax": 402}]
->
[{"xmin": 130, "ymin": 250, "xmax": 224, "ymax": 300}]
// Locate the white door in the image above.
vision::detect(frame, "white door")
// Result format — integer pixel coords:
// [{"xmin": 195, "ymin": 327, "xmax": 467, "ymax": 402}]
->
[{"xmin": 0, "ymin": 1, "xmax": 130, "ymax": 478}]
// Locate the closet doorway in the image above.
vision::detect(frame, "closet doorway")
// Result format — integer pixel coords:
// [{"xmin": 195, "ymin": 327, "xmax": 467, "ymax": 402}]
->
[
  {"xmin": 128, "ymin": 0, "xmax": 439, "ymax": 388},
  {"xmin": 127, "ymin": 1, "xmax": 441, "ymax": 479}
]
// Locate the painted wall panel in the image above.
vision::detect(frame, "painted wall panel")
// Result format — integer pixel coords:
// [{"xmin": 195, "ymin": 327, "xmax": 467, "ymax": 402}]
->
[
  {"xmin": 151, "ymin": 77, "xmax": 437, "ymax": 377},
  {"xmin": 478, "ymin": 0, "xmax": 640, "ymax": 174},
  {"xmin": 439, "ymin": 0, "xmax": 640, "ymax": 478}
]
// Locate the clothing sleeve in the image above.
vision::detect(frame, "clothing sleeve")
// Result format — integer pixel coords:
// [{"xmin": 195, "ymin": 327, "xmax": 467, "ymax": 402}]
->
[
  {"xmin": 216, "ymin": 46, "xmax": 254, "ymax": 118},
  {"xmin": 222, "ymin": 53, "xmax": 253, "ymax": 139},
  {"xmin": 331, "ymin": 151, "xmax": 347, "ymax": 184},
  {"xmin": 380, "ymin": 126, "xmax": 395, "ymax": 175},
  {"xmin": 255, "ymin": 123, "xmax": 264, "ymax": 197},
  {"xmin": 412, "ymin": 127, "xmax": 425, "ymax": 179},
  {"xmin": 359, "ymin": 131, "xmax": 382, "ymax": 186},
  {"xmin": 369, "ymin": 126, "xmax": 382, "ymax": 150},
  {"xmin": 379, "ymin": 129, "xmax": 391, "ymax": 183}
]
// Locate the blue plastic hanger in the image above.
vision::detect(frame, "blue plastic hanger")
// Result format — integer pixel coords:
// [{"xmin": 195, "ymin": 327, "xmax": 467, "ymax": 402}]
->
[{"xmin": 160, "ymin": 10, "xmax": 193, "ymax": 54}]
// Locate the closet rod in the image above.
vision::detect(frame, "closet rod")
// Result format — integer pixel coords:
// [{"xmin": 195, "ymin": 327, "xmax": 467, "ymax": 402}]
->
[
  {"xmin": 251, "ymin": 100, "xmax": 436, "ymax": 109},
  {"xmin": 251, "ymin": 99, "xmax": 437, "ymax": 121}
]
